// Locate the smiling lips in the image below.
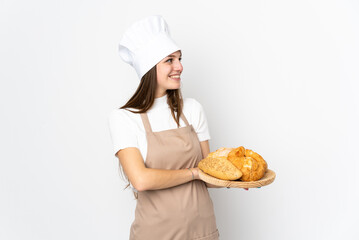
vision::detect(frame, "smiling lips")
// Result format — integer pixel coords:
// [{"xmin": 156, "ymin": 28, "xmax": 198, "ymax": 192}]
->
[{"xmin": 169, "ymin": 74, "xmax": 181, "ymax": 80}]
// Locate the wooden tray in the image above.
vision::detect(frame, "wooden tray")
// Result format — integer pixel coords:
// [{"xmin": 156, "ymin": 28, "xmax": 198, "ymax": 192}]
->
[{"xmin": 199, "ymin": 169, "xmax": 276, "ymax": 188}]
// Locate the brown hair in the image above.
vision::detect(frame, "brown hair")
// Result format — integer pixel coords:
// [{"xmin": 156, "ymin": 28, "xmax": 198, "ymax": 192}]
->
[
  {"xmin": 120, "ymin": 65, "xmax": 183, "ymax": 126},
  {"xmin": 118, "ymin": 64, "xmax": 184, "ymax": 198}
]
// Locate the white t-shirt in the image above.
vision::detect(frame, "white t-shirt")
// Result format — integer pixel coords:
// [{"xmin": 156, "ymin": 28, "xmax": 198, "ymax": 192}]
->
[{"xmin": 108, "ymin": 94, "xmax": 211, "ymax": 161}]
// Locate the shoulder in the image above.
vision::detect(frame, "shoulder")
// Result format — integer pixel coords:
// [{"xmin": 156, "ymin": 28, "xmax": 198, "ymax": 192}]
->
[
  {"xmin": 183, "ymin": 98, "xmax": 211, "ymax": 141},
  {"xmin": 183, "ymin": 97, "xmax": 203, "ymax": 110},
  {"xmin": 182, "ymin": 97, "xmax": 208, "ymax": 124},
  {"xmin": 107, "ymin": 108, "xmax": 142, "ymax": 156},
  {"xmin": 183, "ymin": 98, "xmax": 206, "ymax": 115},
  {"xmin": 108, "ymin": 108, "xmax": 140, "ymax": 126},
  {"xmin": 108, "ymin": 108, "xmax": 130, "ymax": 121}
]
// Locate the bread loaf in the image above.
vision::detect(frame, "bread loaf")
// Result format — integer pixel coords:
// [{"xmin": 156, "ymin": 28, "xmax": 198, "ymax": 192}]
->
[
  {"xmin": 199, "ymin": 146, "xmax": 268, "ymax": 182},
  {"xmin": 207, "ymin": 147, "xmax": 234, "ymax": 158},
  {"xmin": 198, "ymin": 156, "xmax": 242, "ymax": 180},
  {"xmin": 228, "ymin": 147, "xmax": 267, "ymax": 181}
]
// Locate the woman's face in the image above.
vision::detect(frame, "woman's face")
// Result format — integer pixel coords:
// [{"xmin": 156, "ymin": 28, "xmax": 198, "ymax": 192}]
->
[{"xmin": 155, "ymin": 50, "xmax": 183, "ymax": 97}]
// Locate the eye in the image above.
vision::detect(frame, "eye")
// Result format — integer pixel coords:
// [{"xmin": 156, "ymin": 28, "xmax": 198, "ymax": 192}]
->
[{"xmin": 165, "ymin": 57, "xmax": 182, "ymax": 63}]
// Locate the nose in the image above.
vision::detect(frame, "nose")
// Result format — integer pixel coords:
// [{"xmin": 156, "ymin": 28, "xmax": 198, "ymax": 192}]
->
[{"xmin": 173, "ymin": 59, "xmax": 183, "ymax": 73}]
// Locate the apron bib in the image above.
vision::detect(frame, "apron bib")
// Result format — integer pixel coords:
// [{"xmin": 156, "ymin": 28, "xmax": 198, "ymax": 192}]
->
[{"xmin": 129, "ymin": 112, "xmax": 219, "ymax": 240}]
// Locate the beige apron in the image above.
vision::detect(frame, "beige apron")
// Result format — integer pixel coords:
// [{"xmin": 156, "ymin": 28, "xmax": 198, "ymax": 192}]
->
[{"xmin": 129, "ymin": 112, "xmax": 219, "ymax": 240}]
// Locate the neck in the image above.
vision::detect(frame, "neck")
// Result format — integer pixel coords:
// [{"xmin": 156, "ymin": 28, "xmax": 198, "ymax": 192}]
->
[{"xmin": 155, "ymin": 90, "xmax": 166, "ymax": 98}]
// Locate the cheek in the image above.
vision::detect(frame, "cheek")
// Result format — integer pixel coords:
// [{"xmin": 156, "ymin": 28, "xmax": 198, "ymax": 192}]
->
[
  {"xmin": 156, "ymin": 72, "xmax": 166, "ymax": 84},
  {"xmin": 156, "ymin": 72, "xmax": 167, "ymax": 85},
  {"xmin": 158, "ymin": 68, "xmax": 170, "ymax": 79},
  {"xmin": 156, "ymin": 64, "xmax": 172, "ymax": 82}
]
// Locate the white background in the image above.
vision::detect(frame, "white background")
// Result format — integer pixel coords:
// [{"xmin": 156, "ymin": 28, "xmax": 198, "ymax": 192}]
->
[{"xmin": 1, "ymin": 0, "xmax": 358, "ymax": 239}]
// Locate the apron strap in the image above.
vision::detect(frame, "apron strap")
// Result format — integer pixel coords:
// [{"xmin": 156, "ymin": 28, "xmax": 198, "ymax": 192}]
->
[
  {"xmin": 180, "ymin": 112, "xmax": 190, "ymax": 127},
  {"xmin": 140, "ymin": 113, "xmax": 153, "ymax": 133}
]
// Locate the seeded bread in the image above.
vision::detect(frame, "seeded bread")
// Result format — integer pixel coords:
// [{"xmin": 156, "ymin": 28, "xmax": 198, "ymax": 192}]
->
[{"xmin": 198, "ymin": 156, "xmax": 242, "ymax": 180}]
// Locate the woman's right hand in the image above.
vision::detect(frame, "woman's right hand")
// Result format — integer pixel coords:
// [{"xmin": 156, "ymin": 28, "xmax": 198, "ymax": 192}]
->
[{"xmin": 189, "ymin": 167, "xmax": 200, "ymax": 180}]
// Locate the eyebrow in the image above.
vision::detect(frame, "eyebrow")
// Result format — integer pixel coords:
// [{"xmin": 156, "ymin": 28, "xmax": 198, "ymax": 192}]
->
[{"xmin": 166, "ymin": 54, "xmax": 182, "ymax": 58}]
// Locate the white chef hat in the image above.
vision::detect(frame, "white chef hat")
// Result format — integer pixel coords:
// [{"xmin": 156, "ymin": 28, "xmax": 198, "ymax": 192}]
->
[{"xmin": 118, "ymin": 15, "xmax": 181, "ymax": 80}]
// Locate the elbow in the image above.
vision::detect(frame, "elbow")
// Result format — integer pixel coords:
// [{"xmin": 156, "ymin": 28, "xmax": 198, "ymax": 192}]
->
[
  {"xmin": 131, "ymin": 175, "xmax": 149, "ymax": 192},
  {"xmin": 133, "ymin": 182, "xmax": 146, "ymax": 192}
]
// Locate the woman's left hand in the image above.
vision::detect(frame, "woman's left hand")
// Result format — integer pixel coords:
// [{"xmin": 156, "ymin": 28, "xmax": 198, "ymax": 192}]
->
[{"xmin": 190, "ymin": 167, "xmax": 200, "ymax": 180}]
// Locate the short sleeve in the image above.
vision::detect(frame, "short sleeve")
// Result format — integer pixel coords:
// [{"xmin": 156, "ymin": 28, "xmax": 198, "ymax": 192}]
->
[
  {"xmin": 190, "ymin": 99, "xmax": 211, "ymax": 142},
  {"xmin": 108, "ymin": 109, "xmax": 139, "ymax": 156}
]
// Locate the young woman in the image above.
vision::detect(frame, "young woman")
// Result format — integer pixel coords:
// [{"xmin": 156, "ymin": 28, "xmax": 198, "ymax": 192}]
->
[{"xmin": 108, "ymin": 15, "xmax": 220, "ymax": 240}]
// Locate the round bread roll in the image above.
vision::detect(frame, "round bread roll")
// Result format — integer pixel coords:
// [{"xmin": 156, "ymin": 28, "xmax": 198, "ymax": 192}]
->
[
  {"xmin": 245, "ymin": 149, "xmax": 268, "ymax": 171},
  {"xmin": 198, "ymin": 156, "xmax": 242, "ymax": 180},
  {"xmin": 228, "ymin": 147, "xmax": 267, "ymax": 181},
  {"xmin": 207, "ymin": 147, "xmax": 234, "ymax": 158},
  {"xmin": 227, "ymin": 146, "xmax": 245, "ymax": 158}
]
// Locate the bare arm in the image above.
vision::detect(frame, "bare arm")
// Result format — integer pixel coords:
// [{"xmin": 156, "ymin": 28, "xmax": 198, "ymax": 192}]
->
[{"xmin": 116, "ymin": 147, "xmax": 197, "ymax": 191}]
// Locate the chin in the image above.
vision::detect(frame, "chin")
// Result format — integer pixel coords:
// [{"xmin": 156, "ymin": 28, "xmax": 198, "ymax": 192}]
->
[{"xmin": 167, "ymin": 84, "xmax": 181, "ymax": 90}]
